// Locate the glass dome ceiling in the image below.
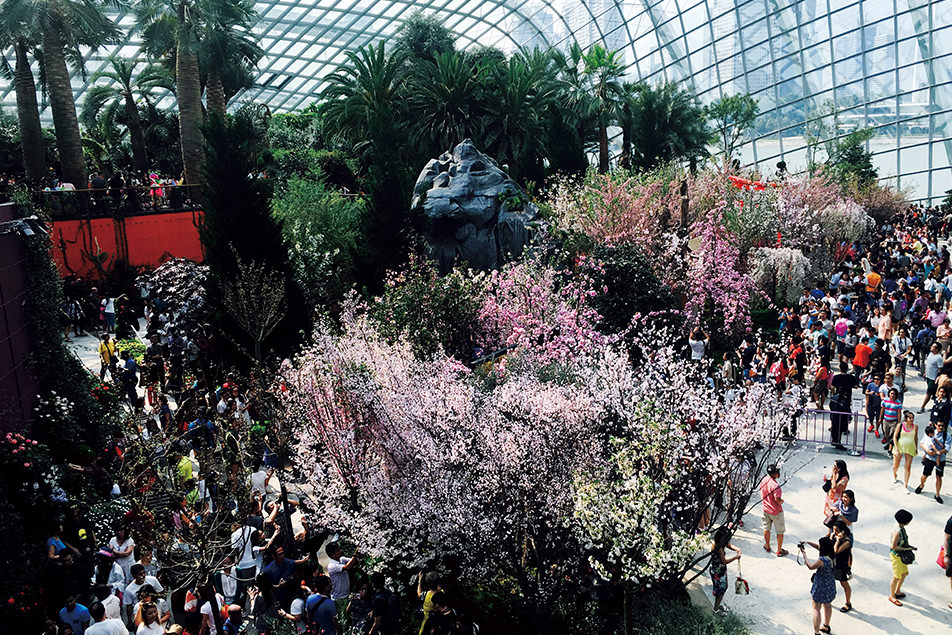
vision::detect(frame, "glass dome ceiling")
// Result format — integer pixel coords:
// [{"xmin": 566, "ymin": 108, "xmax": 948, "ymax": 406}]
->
[{"xmin": 3, "ymin": 0, "xmax": 950, "ymax": 202}]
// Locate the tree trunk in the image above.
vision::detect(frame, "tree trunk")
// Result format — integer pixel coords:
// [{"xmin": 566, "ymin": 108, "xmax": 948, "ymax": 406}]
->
[
  {"xmin": 205, "ymin": 72, "xmax": 227, "ymax": 118},
  {"xmin": 598, "ymin": 122, "xmax": 609, "ymax": 174},
  {"xmin": 42, "ymin": 27, "xmax": 87, "ymax": 188},
  {"xmin": 620, "ymin": 119, "xmax": 631, "ymax": 169},
  {"xmin": 176, "ymin": 38, "xmax": 204, "ymax": 187},
  {"xmin": 13, "ymin": 40, "xmax": 46, "ymax": 183},
  {"xmin": 124, "ymin": 93, "xmax": 149, "ymax": 173}
]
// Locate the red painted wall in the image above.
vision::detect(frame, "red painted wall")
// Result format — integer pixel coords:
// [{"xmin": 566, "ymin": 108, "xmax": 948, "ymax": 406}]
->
[{"xmin": 49, "ymin": 210, "xmax": 204, "ymax": 279}]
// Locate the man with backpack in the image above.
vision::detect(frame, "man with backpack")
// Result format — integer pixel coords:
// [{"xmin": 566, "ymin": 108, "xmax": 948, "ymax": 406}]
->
[{"xmin": 305, "ymin": 575, "xmax": 338, "ymax": 635}]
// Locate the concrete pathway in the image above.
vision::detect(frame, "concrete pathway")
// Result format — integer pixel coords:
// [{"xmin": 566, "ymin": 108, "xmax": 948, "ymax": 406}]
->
[{"xmin": 692, "ymin": 365, "xmax": 952, "ymax": 634}]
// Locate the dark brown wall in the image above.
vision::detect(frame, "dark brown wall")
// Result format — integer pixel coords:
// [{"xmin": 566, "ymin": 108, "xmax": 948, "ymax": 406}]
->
[{"xmin": 0, "ymin": 202, "xmax": 39, "ymax": 432}]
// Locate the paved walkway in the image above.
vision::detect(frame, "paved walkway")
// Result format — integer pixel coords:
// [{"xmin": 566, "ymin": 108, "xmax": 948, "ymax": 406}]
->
[{"xmin": 690, "ymin": 365, "xmax": 952, "ymax": 634}]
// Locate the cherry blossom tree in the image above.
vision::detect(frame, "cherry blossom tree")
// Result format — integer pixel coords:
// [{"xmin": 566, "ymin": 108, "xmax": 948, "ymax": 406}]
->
[{"xmin": 281, "ymin": 300, "xmax": 793, "ymax": 631}]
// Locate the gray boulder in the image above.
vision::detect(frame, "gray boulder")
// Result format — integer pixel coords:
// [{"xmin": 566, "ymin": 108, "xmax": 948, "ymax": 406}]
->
[{"xmin": 411, "ymin": 139, "xmax": 538, "ymax": 273}]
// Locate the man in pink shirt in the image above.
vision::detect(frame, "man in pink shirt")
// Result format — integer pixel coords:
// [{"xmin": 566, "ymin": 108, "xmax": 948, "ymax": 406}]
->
[{"xmin": 760, "ymin": 464, "xmax": 788, "ymax": 556}]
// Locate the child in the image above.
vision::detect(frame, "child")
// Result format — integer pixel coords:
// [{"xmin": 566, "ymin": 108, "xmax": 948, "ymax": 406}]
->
[
  {"xmin": 880, "ymin": 388, "xmax": 902, "ymax": 454},
  {"xmin": 710, "ymin": 526, "xmax": 741, "ymax": 614},
  {"xmin": 812, "ymin": 363, "xmax": 830, "ymax": 410},
  {"xmin": 888, "ymin": 509, "xmax": 915, "ymax": 606}
]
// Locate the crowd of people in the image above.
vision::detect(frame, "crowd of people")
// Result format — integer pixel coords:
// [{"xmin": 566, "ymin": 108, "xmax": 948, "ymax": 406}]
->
[
  {"xmin": 701, "ymin": 203, "xmax": 952, "ymax": 634},
  {"xmin": 35, "ymin": 170, "xmax": 196, "ymax": 216},
  {"xmin": 43, "ymin": 276, "xmax": 482, "ymax": 635}
]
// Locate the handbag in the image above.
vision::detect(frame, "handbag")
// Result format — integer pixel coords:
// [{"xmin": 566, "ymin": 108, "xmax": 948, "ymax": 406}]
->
[
  {"xmin": 938, "ymin": 544, "xmax": 947, "ymax": 569},
  {"xmin": 734, "ymin": 560, "xmax": 749, "ymax": 595},
  {"xmin": 898, "ymin": 528, "xmax": 915, "ymax": 564},
  {"xmin": 823, "ymin": 513, "xmax": 838, "ymax": 528},
  {"xmin": 822, "ymin": 479, "xmax": 832, "ymax": 493}
]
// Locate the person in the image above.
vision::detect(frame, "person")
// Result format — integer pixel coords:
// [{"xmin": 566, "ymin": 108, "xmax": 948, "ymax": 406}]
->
[
  {"xmin": 276, "ymin": 584, "xmax": 307, "ymax": 634},
  {"xmin": 852, "ymin": 336, "xmax": 872, "ymax": 377},
  {"xmin": 916, "ymin": 419, "xmax": 950, "ymax": 503},
  {"xmin": 99, "ymin": 334, "xmax": 117, "ymax": 382},
  {"xmin": 831, "ymin": 521, "xmax": 853, "ymax": 613},
  {"xmin": 198, "ymin": 587, "xmax": 226, "ymax": 635},
  {"xmin": 422, "ymin": 592, "xmax": 461, "ymax": 635},
  {"xmin": 688, "ymin": 327, "xmax": 709, "ymax": 362},
  {"xmin": 213, "ymin": 556, "xmax": 239, "ymax": 606},
  {"xmin": 823, "ymin": 460, "xmax": 850, "ymax": 519},
  {"xmin": 262, "ymin": 545, "xmax": 295, "ymax": 609},
  {"xmin": 85, "ymin": 602, "xmax": 128, "ymax": 635},
  {"xmin": 893, "ymin": 411, "xmax": 919, "ymax": 489},
  {"xmin": 943, "ymin": 513, "xmax": 952, "ymax": 609},
  {"xmin": 48, "ymin": 521, "xmax": 80, "ymax": 562},
  {"xmin": 93, "ymin": 584, "xmax": 122, "ymax": 621},
  {"xmin": 136, "ymin": 603, "xmax": 163, "ymax": 635},
  {"xmin": 348, "ymin": 580, "xmax": 373, "ymax": 635},
  {"xmin": 800, "ymin": 537, "xmax": 835, "ymax": 635},
  {"xmin": 108, "ymin": 526, "xmax": 136, "ymax": 583},
  {"xmin": 325, "ymin": 541, "xmax": 358, "ymax": 615},
  {"xmin": 60, "ymin": 595, "xmax": 92, "ymax": 635},
  {"xmin": 103, "ymin": 296, "xmax": 117, "ymax": 333},
  {"xmin": 416, "ymin": 572, "xmax": 443, "ymax": 635},
  {"xmin": 829, "ymin": 490, "xmax": 859, "ymax": 534},
  {"xmin": 305, "ymin": 575, "xmax": 338, "ymax": 635},
  {"xmin": 249, "ymin": 574, "xmax": 278, "ymax": 635},
  {"xmin": 829, "ymin": 362, "xmax": 858, "ymax": 450},
  {"xmin": 230, "ymin": 520, "xmax": 259, "ymax": 608},
  {"xmin": 123, "ymin": 565, "xmax": 163, "ymax": 626},
  {"xmin": 888, "ymin": 509, "xmax": 915, "ymax": 606},
  {"xmin": 119, "ymin": 350, "xmax": 139, "ymax": 408},
  {"xmin": 921, "ymin": 343, "xmax": 946, "ymax": 412},
  {"xmin": 709, "ymin": 526, "xmax": 741, "ymax": 614},
  {"xmin": 222, "ymin": 605, "xmax": 243, "ymax": 635},
  {"xmin": 760, "ymin": 464, "xmax": 787, "ymax": 556},
  {"xmin": 812, "ymin": 362, "xmax": 830, "ymax": 410},
  {"xmin": 880, "ymin": 388, "xmax": 903, "ymax": 453},
  {"xmin": 368, "ymin": 572, "xmax": 401, "ymax": 635},
  {"xmin": 131, "ymin": 585, "xmax": 169, "ymax": 629},
  {"xmin": 865, "ymin": 375, "xmax": 883, "ymax": 436}
]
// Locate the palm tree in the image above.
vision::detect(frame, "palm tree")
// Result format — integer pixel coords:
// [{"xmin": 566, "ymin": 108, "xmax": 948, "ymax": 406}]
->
[
  {"xmin": 0, "ymin": 0, "xmax": 118, "ymax": 187},
  {"xmin": 3, "ymin": 34, "xmax": 45, "ymax": 180},
  {"xmin": 482, "ymin": 50, "xmax": 557, "ymax": 185},
  {"xmin": 627, "ymin": 81, "xmax": 710, "ymax": 172},
  {"xmin": 580, "ymin": 44, "xmax": 626, "ymax": 173},
  {"xmin": 549, "ymin": 43, "xmax": 594, "ymax": 175},
  {"xmin": 81, "ymin": 57, "xmax": 172, "ymax": 172},
  {"xmin": 199, "ymin": 0, "xmax": 261, "ymax": 117},
  {"xmin": 321, "ymin": 41, "xmax": 409, "ymax": 157},
  {"xmin": 616, "ymin": 81, "xmax": 640, "ymax": 169},
  {"xmin": 137, "ymin": 0, "xmax": 205, "ymax": 186},
  {"xmin": 408, "ymin": 50, "xmax": 484, "ymax": 155}
]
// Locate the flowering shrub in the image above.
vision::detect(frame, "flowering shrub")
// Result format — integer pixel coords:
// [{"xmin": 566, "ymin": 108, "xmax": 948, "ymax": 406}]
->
[
  {"xmin": 573, "ymin": 357, "xmax": 791, "ymax": 589},
  {"xmin": 282, "ymin": 310, "xmax": 792, "ymax": 622},
  {"xmin": 476, "ymin": 256, "xmax": 607, "ymax": 367},
  {"xmin": 115, "ymin": 338, "xmax": 146, "ymax": 365},
  {"xmin": 683, "ymin": 207, "xmax": 760, "ymax": 336},
  {"xmin": 750, "ymin": 247, "xmax": 814, "ymax": 306}
]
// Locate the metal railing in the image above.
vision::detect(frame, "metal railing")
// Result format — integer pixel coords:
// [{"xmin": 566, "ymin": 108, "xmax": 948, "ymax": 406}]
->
[
  {"xmin": 790, "ymin": 407, "xmax": 868, "ymax": 457},
  {"xmin": 28, "ymin": 185, "xmax": 204, "ymax": 219}
]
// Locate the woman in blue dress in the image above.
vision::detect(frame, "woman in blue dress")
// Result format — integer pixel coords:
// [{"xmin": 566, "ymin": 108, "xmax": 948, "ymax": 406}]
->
[{"xmin": 801, "ymin": 536, "xmax": 836, "ymax": 635}]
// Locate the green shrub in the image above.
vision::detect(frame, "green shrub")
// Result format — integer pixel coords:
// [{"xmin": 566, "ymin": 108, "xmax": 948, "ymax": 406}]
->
[
  {"xmin": 271, "ymin": 177, "xmax": 366, "ymax": 310},
  {"xmin": 371, "ymin": 257, "xmax": 486, "ymax": 361}
]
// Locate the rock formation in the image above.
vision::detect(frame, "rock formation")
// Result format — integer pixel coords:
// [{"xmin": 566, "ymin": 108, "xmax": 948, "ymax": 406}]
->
[{"xmin": 411, "ymin": 140, "xmax": 539, "ymax": 273}]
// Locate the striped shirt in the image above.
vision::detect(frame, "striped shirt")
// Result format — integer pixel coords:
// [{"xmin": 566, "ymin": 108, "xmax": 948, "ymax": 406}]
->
[{"xmin": 882, "ymin": 399, "xmax": 902, "ymax": 421}]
